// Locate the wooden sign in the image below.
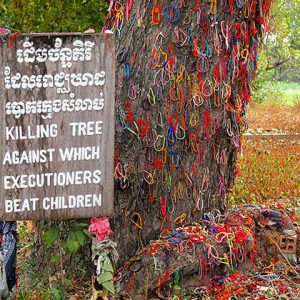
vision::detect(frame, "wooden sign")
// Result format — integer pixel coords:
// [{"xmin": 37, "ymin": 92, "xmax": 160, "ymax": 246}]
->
[{"xmin": 0, "ymin": 33, "xmax": 115, "ymax": 220}]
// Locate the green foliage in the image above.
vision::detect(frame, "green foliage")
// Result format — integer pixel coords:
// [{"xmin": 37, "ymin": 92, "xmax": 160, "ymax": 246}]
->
[
  {"xmin": 50, "ymin": 287, "xmax": 65, "ymax": 300},
  {"xmin": 63, "ymin": 232, "xmax": 80, "ymax": 254},
  {"xmin": 18, "ymin": 222, "xmax": 34, "ymax": 250},
  {"xmin": 252, "ymin": 78, "xmax": 300, "ymax": 105},
  {"xmin": 252, "ymin": 77, "xmax": 281, "ymax": 104},
  {"xmin": 267, "ymin": 0, "xmax": 300, "ymax": 81},
  {"xmin": 50, "ymin": 255, "xmax": 60, "ymax": 263},
  {"xmin": 254, "ymin": 0, "xmax": 299, "ymax": 81},
  {"xmin": 44, "ymin": 224, "xmax": 59, "ymax": 247},
  {"xmin": 273, "ymin": 81, "xmax": 300, "ymax": 105},
  {"xmin": 61, "ymin": 223, "xmax": 89, "ymax": 254},
  {"xmin": 17, "ymin": 277, "xmax": 73, "ymax": 299},
  {"xmin": 17, "ymin": 289, "xmax": 31, "ymax": 300},
  {"xmin": 252, "ymin": 0, "xmax": 300, "ymax": 101},
  {"xmin": 0, "ymin": 0, "xmax": 108, "ymax": 32},
  {"xmin": 43, "ymin": 222, "xmax": 89, "ymax": 254}
]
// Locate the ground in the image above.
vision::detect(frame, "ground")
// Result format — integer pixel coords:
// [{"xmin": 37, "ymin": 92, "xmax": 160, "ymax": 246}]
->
[{"xmin": 231, "ymin": 100, "xmax": 300, "ymax": 208}]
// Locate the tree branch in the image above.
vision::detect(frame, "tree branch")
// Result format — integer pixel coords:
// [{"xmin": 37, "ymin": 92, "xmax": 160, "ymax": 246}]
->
[
  {"xmin": 266, "ymin": 58, "xmax": 290, "ymax": 71},
  {"xmin": 270, "ymin": 0, "xmax": 287, "ymax": 21}
]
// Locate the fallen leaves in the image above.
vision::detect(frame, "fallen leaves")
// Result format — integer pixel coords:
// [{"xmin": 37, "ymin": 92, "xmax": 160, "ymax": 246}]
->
[{"xmin": 231, "ymin": 103, "xmax": 300, "ymax": 207}]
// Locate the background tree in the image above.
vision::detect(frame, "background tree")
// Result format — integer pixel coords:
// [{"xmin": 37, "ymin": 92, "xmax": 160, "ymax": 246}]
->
[
  {"xmin": 264, "ymin": 0, "xmax": 299, "ymax": 80},
  {"xmin": 252, "ymin": 0, "xmax": 299, "ymax": 102},
  {"xmin": 0, "ymin": 0, "xmax": 107, "ymax": 32}
]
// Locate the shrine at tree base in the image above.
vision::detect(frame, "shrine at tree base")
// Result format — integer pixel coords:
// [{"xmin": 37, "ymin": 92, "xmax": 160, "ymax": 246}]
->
[{"xmin": 113, "ymin": 204, "xmax": 300, "ymax": 300}]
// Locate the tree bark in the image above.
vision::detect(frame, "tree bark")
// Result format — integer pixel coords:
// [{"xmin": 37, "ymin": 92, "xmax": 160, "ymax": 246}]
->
[
  {"xmin": 104, "ymin": 0, "xmax": 272, "ymax": 264},
  {"xmin": 20, "ymin": 0, "xmax": 273, "ymax": 292}
]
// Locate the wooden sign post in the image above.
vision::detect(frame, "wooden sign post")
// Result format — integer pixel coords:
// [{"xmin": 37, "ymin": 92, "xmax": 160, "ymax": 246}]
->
[{"xmin": 0, "ymin": 33, "xmax": 115, "ymax": 220}]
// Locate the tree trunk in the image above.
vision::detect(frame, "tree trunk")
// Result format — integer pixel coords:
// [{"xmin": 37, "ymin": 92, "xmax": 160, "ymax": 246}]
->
[
  {"xmin": 105, "ymin": 0, "xmax": 272, "ymax": 264},
  {"xmin": 21, "ymin": 0, "xmax": 273, "ymax": 293}
]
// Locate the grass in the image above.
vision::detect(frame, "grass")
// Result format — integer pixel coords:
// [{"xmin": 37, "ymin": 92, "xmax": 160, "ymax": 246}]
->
[{"xmin": 268, "ymin": 81, "xmax": 300, "ymax": 106}]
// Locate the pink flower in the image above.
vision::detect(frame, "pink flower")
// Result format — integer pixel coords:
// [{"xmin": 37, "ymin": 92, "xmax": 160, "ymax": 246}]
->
[{"xmin": 89, "ymin": 217, "xmax": 113, "ymax": 240}]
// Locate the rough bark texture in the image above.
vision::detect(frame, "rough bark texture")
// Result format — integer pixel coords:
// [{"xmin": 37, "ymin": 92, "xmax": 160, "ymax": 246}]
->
[{"xmin": 104, "ymin": 0, "xmax": 272, "ymax": 264}]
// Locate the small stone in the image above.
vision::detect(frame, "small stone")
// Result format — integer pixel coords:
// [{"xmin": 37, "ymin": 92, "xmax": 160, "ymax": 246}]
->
[{"xmin": 84, "ymin": 28, "xmax": 96, "ymax": 33}]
